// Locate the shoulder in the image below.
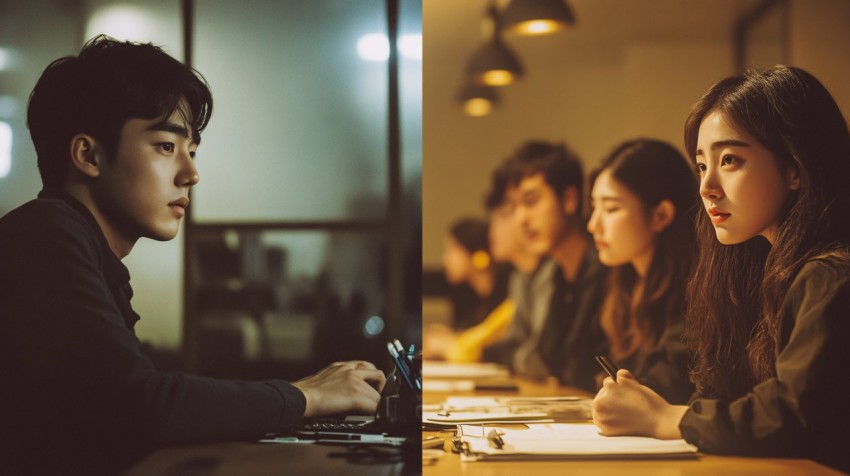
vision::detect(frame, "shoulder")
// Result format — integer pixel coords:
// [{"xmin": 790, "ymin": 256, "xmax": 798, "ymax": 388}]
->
[
  {"xmin": 783, "ymin": 252, "xmax": 850, "ymax": 322},
  {"xmin": 791, "ymin": 253, "xmax": 850, "ymax": 296},
  {"xmin": 0, "ymin": 198, "xmax": 100, "ymax": 257}
]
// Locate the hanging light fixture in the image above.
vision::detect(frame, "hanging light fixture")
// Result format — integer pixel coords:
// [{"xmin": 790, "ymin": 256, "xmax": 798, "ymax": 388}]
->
[
  {"xmin": 465, "ymin": 4, "xmax": 524, "ymax": 87},
  {"xmin": 457, "ymin": 82, "xmax": 500, "ymax": 117},
  {"xmin": 501, "ymin": 0, "xmax": 576, "ymax": 36}
]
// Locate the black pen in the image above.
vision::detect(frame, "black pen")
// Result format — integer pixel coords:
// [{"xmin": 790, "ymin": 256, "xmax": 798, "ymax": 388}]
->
[{"xmin": 595, "ymin": 355, "xmax": 620, "ymax": 382}]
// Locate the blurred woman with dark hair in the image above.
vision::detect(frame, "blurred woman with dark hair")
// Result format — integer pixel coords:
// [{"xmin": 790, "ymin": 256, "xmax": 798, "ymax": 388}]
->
[
  {"xmin": 591, "ymin": 66, "xmax": 850, "ymax": 473},
  {"xmin": 587, "ymin": 138, "xmax": 699, "ymax": 404}
]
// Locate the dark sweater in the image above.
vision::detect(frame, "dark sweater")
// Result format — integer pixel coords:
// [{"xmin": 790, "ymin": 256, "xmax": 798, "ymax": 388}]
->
[
  {"xmin": 679, "ymin": 255, "xmax": 850, "ymax": 473},
  {"xmin": 0, "ymin": 191, "xmax": 305, "ymax": 475}
]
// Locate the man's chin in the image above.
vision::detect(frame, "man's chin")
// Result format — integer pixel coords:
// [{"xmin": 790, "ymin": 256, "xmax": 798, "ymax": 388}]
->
[{"xmin": 148, "ymin": 225, "xmax": 180, "ymax": 242}]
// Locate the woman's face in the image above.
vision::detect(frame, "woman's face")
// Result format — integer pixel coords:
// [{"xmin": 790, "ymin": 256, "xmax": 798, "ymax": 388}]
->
[
  {"xmin": 587, "ymin": 170, "xmax": 657, "ymax": 275},
  {"xmin": 442, "ymin": 235, "xmax": 472, "ymax": 284},
  {"xmin": 695, "ymin": 111, "xmax": 798, "ymax": 245}
]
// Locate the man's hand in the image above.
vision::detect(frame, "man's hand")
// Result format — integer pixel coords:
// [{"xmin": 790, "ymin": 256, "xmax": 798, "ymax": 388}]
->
[
  {"xmin": 292, "ymin": 361, "xmax": 386, "ymax": 418},
  {"xmin": 591, "ymin": 369, "xmax": 688, "ymax": 440}
]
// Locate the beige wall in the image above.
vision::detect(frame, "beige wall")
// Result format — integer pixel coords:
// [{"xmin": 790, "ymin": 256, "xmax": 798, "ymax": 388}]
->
[
  {"xmin": 422, "ymin": 2, "xmax": 733, "ymax": 268},
  {"xmin": 789, "ymin": 0, "xmax": 850, "ymax": 115}
]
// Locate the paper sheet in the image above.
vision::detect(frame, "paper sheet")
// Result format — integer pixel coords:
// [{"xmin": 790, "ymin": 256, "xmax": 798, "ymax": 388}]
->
[{"xmin": 458, "ymin": 423, "xmax": 698, "ymax": 460}]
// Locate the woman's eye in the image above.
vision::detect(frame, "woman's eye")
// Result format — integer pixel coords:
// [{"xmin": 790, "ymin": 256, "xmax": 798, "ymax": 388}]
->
[
  {"xmin": 159, "ymin": 143, "xmax": 175, "ymax": 153},
  {"xmin": 721, "ymin": 155, "xmax": 737, "ymax": 166},
  {"xmin": 695, "ymin": 163, "xmax": 706, "ymax": 173}
]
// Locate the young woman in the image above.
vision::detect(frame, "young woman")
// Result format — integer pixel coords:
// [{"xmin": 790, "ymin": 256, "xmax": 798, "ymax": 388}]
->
[
  {"xmin": 591, "ymin": 66, "xmax": 850, "ymax": 473},
  {"xmin": 587, "ymin": 139, "xmax": 698, "ymax": 404}
]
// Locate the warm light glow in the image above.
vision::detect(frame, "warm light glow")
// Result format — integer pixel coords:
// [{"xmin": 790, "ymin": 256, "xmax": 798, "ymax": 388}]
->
[
  {"xmin": 464, "ymin": 98, "xmax": 494, "ymax": 117},
  {"xmin": 513, "ymin": 19, "xmax": 564, "ymax": 35},
  {"xmin": 0, "ymin": 122, "xmax": 11, "ymax": 178},
  {"xmin": 86, "ymin": 5, "xmax": 158, "ymax": 42},
  {"xmin": 472, "ymin": 250, "xmax": 491, "ymax": 269},
  {"xmin": 481, "ymin": 70, "xmax": 515, "ymax": 86},
  {"xmin": 357, "ymin": 33, "xmax": 390, "ymax": 61}
]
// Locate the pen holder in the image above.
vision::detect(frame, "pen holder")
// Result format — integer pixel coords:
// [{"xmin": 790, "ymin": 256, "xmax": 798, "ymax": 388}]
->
[{"xmin": 375, "ymin": 353, "xmax": 421, "ymax": 435}]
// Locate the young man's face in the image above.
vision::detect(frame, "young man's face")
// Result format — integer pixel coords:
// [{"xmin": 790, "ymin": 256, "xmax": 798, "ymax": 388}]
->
[
  {"xmin": 92, "ymin": 104, "xmax": 199, "ymax": 251},
  {"xmin": 505, "ymin": 173, "xmax": 569, "ymax": 257}
]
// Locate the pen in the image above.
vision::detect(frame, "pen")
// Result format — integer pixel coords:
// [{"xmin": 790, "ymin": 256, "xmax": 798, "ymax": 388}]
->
[
  {"xmin": 392, "ymin": 340, "xmax": 422, "ymax": 390},
  {"xmin": 387, "ymin": 343, "xmax": 416, "ymax": 389},
  {"xmin": 595, "ymin": 355, "xmax": 620, "ymax": 382}
]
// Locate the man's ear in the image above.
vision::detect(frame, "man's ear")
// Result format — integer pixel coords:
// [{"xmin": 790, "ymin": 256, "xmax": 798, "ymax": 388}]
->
[
  {"xmin": 561, "ymin": 186, "xmax": 580, "ymax": 216},
  {"xmin": 650, "ymin": 199, "xmax": 676, "ymax": 233},
  {"xmin": 69, "ymin": 134, "xmax": 101, "ymax": 178}
]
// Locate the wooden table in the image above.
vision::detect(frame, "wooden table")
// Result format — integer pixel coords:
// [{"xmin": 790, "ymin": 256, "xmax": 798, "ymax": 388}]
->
[
  {"xmin": 123, "ymin": 441, "xmax": 414, "ymax": 476},
  {"xmin": 422, "ymin": 376, "xmax": 845, "ymax": 476}
]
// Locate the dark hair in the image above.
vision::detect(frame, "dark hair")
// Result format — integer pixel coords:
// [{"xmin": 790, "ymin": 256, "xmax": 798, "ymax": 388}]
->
[
  {"xmin": 591, "ymin": 139, "xmax": 699, "ymax": 361},
  {"xmin": 684, "ymin": 65, "xmax": 850, "ymax": 399},
  {"xmin": 500, "ymin": 140, "xmax": 584, "ymax": 213},
  {"xmin": 450, "ymin": 218, "xmax": 490, "ymax": 255},
  {"xmin": 27, "ymin": 35, "xmax": 213, "ymax": 189},
  {"xmin": 484, "ymin": 163, "xmax": 509, "ymax": 210}
]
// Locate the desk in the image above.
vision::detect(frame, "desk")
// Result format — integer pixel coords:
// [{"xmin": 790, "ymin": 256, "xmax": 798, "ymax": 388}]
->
[
  {"xmin": 423, "ymin": 375, "xmax": 845, "ymax": 476},
  {"xmin": 124, "ymin": 438, "xmax": 414, "ymax": 476}
]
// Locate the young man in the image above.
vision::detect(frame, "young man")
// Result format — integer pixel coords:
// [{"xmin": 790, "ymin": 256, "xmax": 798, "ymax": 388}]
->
[
  {"xmin": 0, "ymin": 36, "xmax": 385, "ymax": 474},
  {"xmin": 494, "ymin": 140, "xmax": 608, "ymax": 392}
]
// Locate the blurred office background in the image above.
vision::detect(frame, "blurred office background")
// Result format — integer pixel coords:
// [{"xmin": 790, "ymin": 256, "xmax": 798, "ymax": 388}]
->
[
  {"xmin": 422, "ymin": 0, "xmax": 850, "ymax": 328},
  {"xmin": 0, "ymin": 0, "xmax": 422, "ymax": 380}
]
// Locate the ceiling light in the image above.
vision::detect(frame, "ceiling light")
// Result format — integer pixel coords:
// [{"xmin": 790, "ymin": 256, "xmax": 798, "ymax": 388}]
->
[
  {"xmin": 457, "ymin": 83, "xmax": 499, "ymax": 117},
  {"xmin": 501, "ymin": 0, "xmax": 576, "ymax": 36},
  {"xmin": 465, "ymin": 6, "xmax": 524, "ymax": 86}
]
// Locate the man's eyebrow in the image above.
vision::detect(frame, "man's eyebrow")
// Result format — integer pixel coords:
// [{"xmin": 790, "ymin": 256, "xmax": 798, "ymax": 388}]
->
[
  {"xmin": 146, "ymin": 120, "xmax": 201, "ymax": 145},
  {"xmin": 695, "ymin": 139, "xmax": 751, "ymax": 156}
]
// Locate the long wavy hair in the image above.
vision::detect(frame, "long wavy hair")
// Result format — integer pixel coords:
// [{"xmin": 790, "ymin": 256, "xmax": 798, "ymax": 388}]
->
[
  {"xmin": 591, "ymin": 139, "xmax": 699, "ymax": 362},
  {"xmin": 684, "ymin": 66, "xmax": 850, "ymax": 400}
]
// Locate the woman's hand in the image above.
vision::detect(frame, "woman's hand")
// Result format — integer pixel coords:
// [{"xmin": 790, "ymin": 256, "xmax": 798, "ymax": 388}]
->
[{"xmin": 592, "ymin": 369, "xmax": 689, "ymax": 440}]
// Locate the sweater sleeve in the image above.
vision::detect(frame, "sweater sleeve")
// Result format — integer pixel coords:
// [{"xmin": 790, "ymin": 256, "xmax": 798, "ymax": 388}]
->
[
  {"xmin": 633, "ymin": 320, "xmax": 694, "ymax": 405},
  {"xmin": 1, "ymin": 202, "xmax": 305, "ymax": 455},
  {"xmin": 678, "ymin": 258, "xmax": 850, "ymax": 471}
]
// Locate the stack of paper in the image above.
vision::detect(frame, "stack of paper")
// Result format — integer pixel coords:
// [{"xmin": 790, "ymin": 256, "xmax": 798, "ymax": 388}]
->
[
  {"xmin": 457, "ymin": 423, "xmax": 699, "ymax": 461},
  {"xmin": 421, "ymin": 361, "xmax": 511, "ymax": 379},
  {"xmin": 423, "ymin": 396, "xmax": 592, "ymax": 429}
]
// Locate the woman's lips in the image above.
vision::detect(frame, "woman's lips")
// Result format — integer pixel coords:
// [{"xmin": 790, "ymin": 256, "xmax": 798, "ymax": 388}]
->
[{"xmin": 708, "ymin": 208, "xmax": 730, "ymax": 224}]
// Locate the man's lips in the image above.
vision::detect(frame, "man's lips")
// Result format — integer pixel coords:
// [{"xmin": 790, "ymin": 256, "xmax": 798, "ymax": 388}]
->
[
  {"xmin": 169, "ymin": 198, "xmax": 189, "ymax": 217},
  {"xmin": 169, "ymin": 197, "xmax": 189, "ymax": 208}
]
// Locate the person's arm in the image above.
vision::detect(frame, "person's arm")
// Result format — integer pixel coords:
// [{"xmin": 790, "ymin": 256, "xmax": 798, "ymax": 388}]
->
[
  {"xmin": 632, "ymin": 320, "xmax": 694, "ymax": 405},
  {"xmin": 678, "ymin": 259, "xmax": 850, "ymax": 461},
  {"xmin": 3, "ymin": 203, "xmax": 382, "ymax": 447},
  {"xmin": 594, "ymin": 259, "xmax": 850, "ymax": 465}
]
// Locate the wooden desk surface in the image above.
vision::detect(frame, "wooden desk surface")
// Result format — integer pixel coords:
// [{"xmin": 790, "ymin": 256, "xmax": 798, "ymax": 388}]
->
[
  {"xmin": 124, "ymin": 441, "xmax": 410, "ymax": 476},
  {"xmin": 422, "ymin": 374, "xmax": 845, "ymax": 476}
]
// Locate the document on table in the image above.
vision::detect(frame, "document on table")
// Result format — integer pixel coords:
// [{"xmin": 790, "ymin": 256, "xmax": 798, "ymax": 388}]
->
[
  {"xmin": 457, "ymin": 423, "xmax": 699, "ymax": 461},
  {"xmin": 421, "ymin": 361, "xmax": 510, "ymax": 379},
  {"xmin": 423, "ymin": 396, "xmax": 592, "ymax": 428}
]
